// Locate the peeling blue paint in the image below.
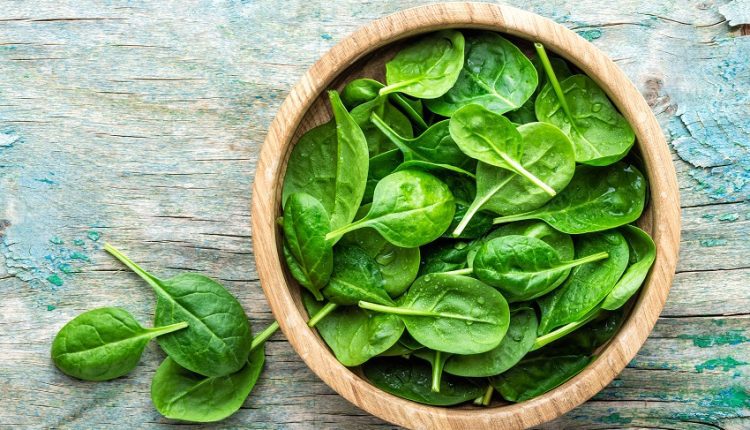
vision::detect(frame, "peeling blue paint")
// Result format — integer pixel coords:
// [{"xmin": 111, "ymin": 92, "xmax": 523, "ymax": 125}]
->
[
  {"xmin": 321, "ymin": 33, "xmax": 333, "ymax": 40},
  {"xmin": 577, "ymin": 29, "xmax": 602, "ymax": 41},
  {"xmin": 699, "ymin": 239, "xmax": 727, "ymax": 247},
  {"xmin": 0, "ymin": 127, "xmax": 22, "ymax": 149}
]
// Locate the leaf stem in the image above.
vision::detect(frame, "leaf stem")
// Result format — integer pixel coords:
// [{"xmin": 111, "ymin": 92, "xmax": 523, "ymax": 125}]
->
[
  {"xmin": 481, "ymin": 385, "xmax": 494, "ymax": 406},
  {"xmin": 531, "ymin": 308, "xmax": 602, "ymax": 351},
  {"xmin": 104, "ymin": 243, "xmax": 162, "ymax": 290},
  {"xmin": 370, "ymin": 113, "xmax": 417, "ymax": 159},
  {"xmin": 492, "ymin": 212, "xmax": 534, "ymax": 226},
  {"xmin": 534, "ymin": 43, "xmax": 573, "ymax": 120},
  {"xmin": 358, "ymin": 301, "xmax": 489, "ymax": 323},
  {"xmin": 250, "ymin": 321, "xmax": 280, "ymax": 351},
  {"xmin": 147, "ymin": 321, "xmax": 189, "ymax": 338},
  {"xmin": 325, "ymin": 218, "xmax": 368, "ymax": 242},
  {"xmin": 307, "ymin": 302, "xmax": 338, "ymax": 328},
  {"xmin": 441, "ymin": 268, "xmax": 473, "ymax": 276},
  {"xmin": 379, "ymin": 79, "xmax": 419, "ymax": 96},
  {"xmin": 498, "ymin": 151, "xmax": 556, "ymax": 196},
  {"xmin": 431, "ymin": 350, "xmax": 443, "ymax": 392},
  {"xmin": 558, "ymin": 252, "xmax": 609, "ymax": 271},
  {"xmin": 390, "ymin": 94, "xmax": 429, "ymax": 130}
]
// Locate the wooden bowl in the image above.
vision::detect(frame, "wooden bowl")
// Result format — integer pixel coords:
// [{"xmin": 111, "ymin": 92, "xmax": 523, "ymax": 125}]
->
[{"xmin": 251, "ymin": 3, "xmax": 681, "ymax": 429}]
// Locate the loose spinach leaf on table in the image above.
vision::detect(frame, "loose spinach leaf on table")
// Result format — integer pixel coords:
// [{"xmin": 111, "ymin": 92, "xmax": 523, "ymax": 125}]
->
[
  {"xmin": 444, "ymin": 306, "xmax": 537, "ymax": 378},
  {"xmin": 359, "ymin": 273, "xmax": 510, "ymax": 355},
  {"xmin": 303, "ymin": 292, "xmax": 404, "ymax": 366},
  {"xmin": 493, "ymin": 163, "xmax": 647, "ymax": 234},
  {"xmin": 537, "ymin": 230, "xmax": 630, "ymax": 334},
  {"xmin": 601, "ymin": 225, "xmax": 656, "ymax": 310},
  {"xmin": 105, "ymin": 244, "xmax": 253, "ymax": 377},
  {"xmin": 363, "ymin": 356, "xmax": 485, "ymax": 406},
  {"xmin": 453, "ymin": 119, "xmax": 576, "ymax": 236},
  {"xmin": 413, "ymin": 349, "xmax": 453, "ymax": 392},
  {"xmin": 535, "ymin": 43, "xmax": 635, "ymax": 166},
  {"xmin": 340, "ymin": 205, "xmax": 420, "ymax": 298},
  {"xmin": 51, "ymin": 307, "xmax": 188, "ymax": 381},
  {"xmin": 151, "ymin": 343, "xmax": 265, "ymax": 423},
  {"xmin": 380, "ymin": 30, "xmax": 465, "ymax": 99},
  {"xmin": 491, "ymin": 355, "xmax": 591, "ymax": 402},
  {"xmin": 426, "ymin": 32, "xmax": 537, "ymax": 116},
  {"xmin": 326, "ymin": 170, "xmax": 455, "ymax": 248},
  {"xmin": 472, "ymin": 235, "xmax": 609, "ymax": 302},
  {"xmin": 321, "ymin": 244, "xmax": 392, "ymax": 306},
  {"xmin": 282, "ymin": 192, "xmax": 333, "ymax": 300}
]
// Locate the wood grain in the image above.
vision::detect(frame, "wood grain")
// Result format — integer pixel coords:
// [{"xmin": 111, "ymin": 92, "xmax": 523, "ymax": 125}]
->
[
  {"xmin": 253, "ymin": 3, "xmax": 680, "ymax": 429},
  {"xmin": 1, "ymin": 0, "xmax": 747, "ymax": 429}
]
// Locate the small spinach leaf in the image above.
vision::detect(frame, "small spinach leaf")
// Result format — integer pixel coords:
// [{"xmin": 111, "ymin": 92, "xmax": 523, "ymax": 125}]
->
[
  {"xmin": 363, "ymin": 356, "xmax": 485, "ymax": 406},
  {"xmin": 601, "ymin": 225, "xmax": 656, "ymax": 310},
  {"xmin": 359, "ymin": 273, "xmax": 510, "ymax": 355},
  {"xmin": 491, "ymin": 355, "xmax": 591, "ymax": 402},
  {"xmin": 426, "ymin": 32, "xmax": 537, "ymax": 116},
  {"xmin": 493, "ymin": 163, "xmax": 647, "ymax": 234},
  {"xmin": 381, "ymin": 30, "xmax": 465, "ymax": 99},
  {"xmin": 51, "ymin": 307, "xmax": 187, "ymax": 381}
]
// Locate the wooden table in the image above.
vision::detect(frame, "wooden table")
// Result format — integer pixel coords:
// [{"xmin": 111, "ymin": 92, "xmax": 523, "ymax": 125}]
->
[{"xmin": 1, "ymin": 1, "xmax": 748, "ymax": 428}]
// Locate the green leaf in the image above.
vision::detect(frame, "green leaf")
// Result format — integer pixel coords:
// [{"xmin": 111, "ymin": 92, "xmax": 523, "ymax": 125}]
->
[
  {"xmin": 491, "ymin": 355, "xmax": 591, "ymax": 402},
  {"xmin": 426, "ymin": 32, "xmax": 537, "ymax": 116},
  {"xmin": 381, "ymin": 30, "xmax": 465, "ymax": 99},
  {"xmin": 322, "ymin": 244, "xmax": 392, "ymax": 306},
  {"xmin": 601, "ymin": 225, "xmax": 656, "ymax": 310},
  {"xmin": 51, "ymin": 307, "xmax": 187, "ymax": 381}
]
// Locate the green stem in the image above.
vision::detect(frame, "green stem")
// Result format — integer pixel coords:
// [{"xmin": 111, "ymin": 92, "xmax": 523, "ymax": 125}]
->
[
  {"xmin": 531, "ymin": 308, "xmax": 602, "ymax": 351},
  {"xmin": 481, "ymin": 385, "xmax": 494, "ymax": 406},
  {"xmin": 452, "ymin": 184, "xmax": 504, "ymax": 237},
  {"xmin": 390, "ymin": 94, "xmax": 429, "ymax": 130},
  {"xmin": 104, "ymin": 243, "xmax": 163, "ymax": 289},
  {"xmin": 534, "ymin": 43, "xmax": 574, "ymax": 120},
  {"xmin": 325, "ymin": 218, "xmax": 369, "ymax": 242},
  {"xmin": 250, "ymin": 321, "xmax": 280, "ymax": 351},
  {"xmin": 557, "ymin": 252, "xmax": 609, "ymax": 272},
  {"xmin": 370, "ymin": 113, "xmax": 418, "ymax": 159},
  {"xmin": 308, "ymin": 302, "xmax": 338, "ymax": 328},
  {"xmin": 147, "ymin": 321, "xmax": 189, "ymax": 338},
  {"xmin": 379, "ymin": 79, "xmax": 418, "ymax": 96},
  {"xmin": 441, "ymin": 268, "xmax": 473, "ymax": 276},
  {"xmin": 431, "ymin": 350, "xmax": 443, "ymax": 392},
  {"xmin": 358, "ymin": 301, "xmax": 489, "ymax": 323},
  {"xmin": 498, "ymin": 151, "xmax": 556, "ymax": 196},
  {"xmin": 492, "ymin": 212, "xmax": 534, "ymax": 226}
]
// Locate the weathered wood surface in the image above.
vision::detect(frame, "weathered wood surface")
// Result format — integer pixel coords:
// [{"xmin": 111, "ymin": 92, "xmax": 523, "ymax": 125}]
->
[{"xmin": 0, "ymin": 1, "xmax": 747, "ymax": 429}]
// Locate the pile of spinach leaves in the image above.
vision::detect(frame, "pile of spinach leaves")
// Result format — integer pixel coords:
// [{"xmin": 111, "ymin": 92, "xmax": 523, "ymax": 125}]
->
[{"xmin": 282, "ymin": 30, "xmax": 655, "ymax": 407}]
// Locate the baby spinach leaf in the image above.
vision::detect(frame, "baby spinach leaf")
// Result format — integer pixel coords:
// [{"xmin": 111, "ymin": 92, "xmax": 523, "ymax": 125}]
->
[
  {"xmin": 342, "ymin": 78, "xmax": 428, "ymax": 130},
  {"xmin": 322, "ymin": 244, "xmax": 392, "ymax": 306},
  {"xmin": 492, "ymin": 163, "xmax": 647, "ymax": 234},
  {"xmin": 394, "ymin": 159, "xmax": 476, "ymax": 179},
  {"xmin": 303, "ymin": 292, "xmax": 404, "ymax": 366},
  {"xmin": 601, "ymin": 225, "xmax": 656, "ymax": 310},
  {"xmin": 326, "ymin": 170, "xmax": 455, "ymax": 248},
  {"xmin": 473, "ymin": 235, "xmax": 609, "ymax": 302},
  {"xmin": 105, "ymin": 244, "xmax": 253, "ymax": 377},
  {"xmin": 381, "ymin": 30, "xmax": 465, "ymax": 99},
  {"xmin": 413, "ymin": 349, "xmax": 453, "ymax": 392},
  {"xmin": 454, "ymin": 120, "xmax": 576, "ymax": 236},
  {"xmin": 484, "ymin": 221, "xmax": 574, "ymax": 261},
  {"xmin": 491, "ymin": 355, "xmax": 591, "ymax": 402},
  {"xmin": 370, "ymin": 114, "xmax": 471, "ymax": 167},
  {"xmin": 537, "ymin": 230, "xmax": 630, "ymax": 334},
  {"xmin": 281, "ymin": 121, "xmax": 336, "ymax": 210},
  {"xmin": 532, "ymin": 310, "xmax": 623, "ymax": 356},
  {"xmin": 340, "ymin": 205, "xmax": 420, "ymax": 298},
  {"xmin": 534, "ymin": 43, "xmax": 635, "ymax": 166},
  {"xmin": 426, "ymin": 32, "xmax": 537, "ymax": 116},
  {"xmin": 419, "ymin": 239, "xmax": 479, "ymax": 276},
  {"xmin": 51, "ymin": 307, "xmax": 188, "ymax": 381},
  {"xmin": 351, "ymin": 95, "xmax": 413, "ymax": 156},
  {"xmin": 151, "ymin": 343, "xmax": 265, "ymax": 423},
  {"xmin": 359, "ymin": 273, "xmax": 510, "ymax": 355},
  {"xmin": 282, "ymin": 193, "xmax": 333, "ymax": 300},
  {"xmin": 363, "ymin": 356, "xmax": 485, "ymax": 406},
  {"xmin": 444, "ymin": 307, "xmax": 538, "ymax": 377}
]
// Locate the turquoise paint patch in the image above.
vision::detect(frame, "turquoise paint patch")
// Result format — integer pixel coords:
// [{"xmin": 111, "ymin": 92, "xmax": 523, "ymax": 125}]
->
[
  {"xmin": 321, "ymin": 33, "xmax": 333, "ymax": 40},
  {"xmin": 49, "ymin": 237, "xmax": 64, "ymax": 245},
  {"xmin": 700, "ymin": 386, "xmax": 750, "ymax": 409},
  {"xmin": 700, "ymin": 239, "xmax": 727, "ymax": 247},
  {"xmin": 47, "ymin": 274, "xmax": 63, "ymax": 287},
  {"xmin": 702, "ymin": 213, "xmax": 715, "ymax": 219},
  {"xmin": 87, "ymin": 231, "xmax": 101, "ymax": 241},
  {"xmin": 718, "ymin": 213, "xmax": 740, "ymax": 221},
  {"xmin": 695, "ymin": 357, "xmax": 748, "ymax": 373},
  {"xmin": 47, "ymin": 305, "xmax": 56, "ymax": 311},
  {"xmin": 598, "ymin": 412, "xmax": 632, "ymax": 424},
  {"xmin": 713, "ymin": 319, "xmax": 726, "ymax": 326},
  {"xmin": 58, "ymin": 263, "xmax": 74, "ymax": 274},
  {"xmin": 577, "ymin": 29, "xmax": 602, "ymax": 41},
  {"xmin": 0, "ymin": 127, "xmax": 22, "ymax": 149},
  {"xmin": 73, "ymin": 239, "xmax": 85, "ymax": 247},
  {"xmin": 70, "ymin": 252, "xmax": 90, "ymax": 262},
  {"xmin": 34, "ymin": 178, "xmax": 56, "ymax": 185},
  {"xmin": 679, "ymin": 330, "xmax": 749, "ymax": 347}
]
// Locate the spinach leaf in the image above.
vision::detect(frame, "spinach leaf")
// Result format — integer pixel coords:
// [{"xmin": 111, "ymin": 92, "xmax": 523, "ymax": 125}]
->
[
  {"xmin": 473, "ymin": 235, "xmax": 609, "ymax": 302},
  {"xmin": 453, "ymin": 120, "xmax": 575, "ymax": 236},
  {"xmin": 419, "ymin": 239, "xmax": 479, "ymax": 276},
  {"xmin": 447, "ymin": 202, "xmax": 494, "ymax": 240},
  {"xmin": 484, "ymin": 221, "xmax": 574, "ymax": 261},
  {"xmin": 340, "ymin": 205, "xmax": 420, "ymax": 298},
  {"xmin": 363, "ymin": 356, "xmax": 485, "ymax": 406},
  {"xmin": 326, "ymin": 170, "xmax": 455, "ymax": 248},
  {"xmin": 51, "ymin": 307, "xmax": 187, "ymax": 381},
  {"xmin": 426, "ymin": 32, "xmax": 537, "ymax": 116},
  {"xmin": 342, "ymin": 78, "xmax": 427, "ymax": 130},
  {"xmin": 151, "ymin": 344, "xmax": 265, "ymax": 422},
  {"xmin": 491, "ymin": 355, "xmax": 591, "ymax": 402},
  {"xmin": 303, "ymin": 292, "xmax": 404, "ymax": 366},
  {"xmin": 105, "ymin": 244, "xmax": 253, "ymax": 377},
  {"xmin": 351, "ymin": 95, "xmax": 413, "ymax": 156},
  {"xmin": 282, "ymin": 192, "xmax": 333, "ymax": 300},
  {"xmin": 534, "ymin": 43, "xmax": 635, "ymax": 166},
  {"xmin": 394, "ymin": 159, "xmax": 476, "ymax": 179},
  {"xmin": 444, "ymin": 307, "xmax": 537, "ymax": 378},
  {"xmin": 537, "ymin": 230, "xmax": 630, "ymax": 334},
  {"xmin": 413, "ymin": 349, "xmax": 453, "ymax": 392},
  {"xmin": 493, "ymin": 163, "xmax": 647, "ymax": 234},
  {"xmin": 281, "ymin": 121, "xmax": 336, "ymax": 210},
  {"xmin": 601, "ymin": 225, "xmax": 656, "ymax": 310},
  {"xmin": 322, "ymin": 244, "xmax": 392, "ymax": 306},
  {"xmin": 364, "ymin": 148, "xmax": 403, "ymax": 204},
  {"xmin": 380, "ymin": 30, "xmax": 465, "ymax": 99},
  {"xmin": 359, "ymin": 273, "xmax": 510, "ymax": 355},
  {"xmin": 507, "ymin": 53, "xmax": 573, "ymax": 125},
  {"xmin": 370, "ymin": 114, "xmax": 471, "ymax": 167},
  {"xmin": 532, "ymin": 310, "xmax": 623, "ymax": 356}
]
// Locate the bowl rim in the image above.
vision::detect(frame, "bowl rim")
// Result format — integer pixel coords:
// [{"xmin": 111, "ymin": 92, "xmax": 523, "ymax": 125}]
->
[{"xmin": 251, "ymin": 3, "xmax": 681, "ymax": 429}]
